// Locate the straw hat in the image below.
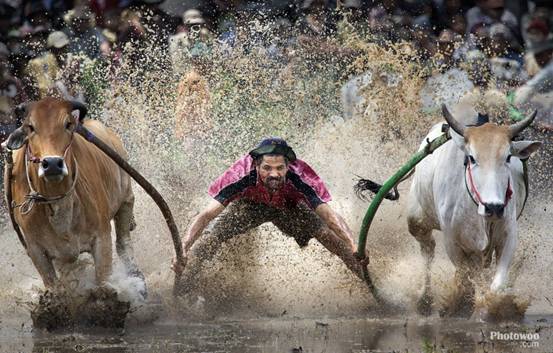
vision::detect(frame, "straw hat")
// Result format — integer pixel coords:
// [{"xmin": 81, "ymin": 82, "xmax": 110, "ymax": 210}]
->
[{"xmin": 47, "ymin": 31, "xmax": 69, "ymax": 48}]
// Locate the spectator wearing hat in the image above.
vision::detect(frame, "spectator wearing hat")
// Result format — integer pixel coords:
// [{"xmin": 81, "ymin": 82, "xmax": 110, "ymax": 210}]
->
[
  {"xmin": 47, "ymin": 30, "xmax": 70, "ymax": 64},
  {"xmin": 128, "ymin": 0, "xmax": 178, "ymax": 48},
  {"xmin": 486, "ymin": 23, "xmax": 527, "ymax": 88},
  {"xmin": 434, "ymin": 29, "xmax": 459, "ymax": 70},
  {"xmin": 23, "ymin": 31, "xmax": 66, "ymax": 99},
  {"xmin": 169, "ymin": 9, "xmax": 213, "ymax": 74},
  {"xmin": 171, "ymin": 137, "xmax": 371, "ymax": 293},
  {"xmin": 64, "ymin": 6, "xmax": 107, "ymax": 59}
]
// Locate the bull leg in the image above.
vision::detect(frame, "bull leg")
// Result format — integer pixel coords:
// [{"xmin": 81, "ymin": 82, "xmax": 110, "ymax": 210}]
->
[
  {"xmin": 408, "ymin": 216, "xmax": 435, "ymax": 316},
  {"xmin": 93, "ymin": 229, "xmax": 113, "ymax": 287},
  {"xmin": 114, "ymin": 197, "xmax": 144, "ymax": 280},
  {"xmin": 450, "ymin": 266, "xmax": 475, "ymax": 317},
  {"xmin": 27, "ymin": 243, "xmax": 57, "ymax": 288},
  {"xmin": 440, "ymin": 254, "xmax": 476, "ymax": 318},
  {"xmin": 491, "ymin": 226, "xmax": 517, "ymax": 292},
  {"xmin": 439, "ymin": 228, "xmax": 476, "ymax": 317}
]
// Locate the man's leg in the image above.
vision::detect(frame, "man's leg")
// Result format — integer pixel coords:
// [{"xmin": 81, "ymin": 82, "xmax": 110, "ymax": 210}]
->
[
  {"xmin": 312, "ymin": 226, "xmax": 366, "ymax": 281},
  {"xmin": 272, "ymin": 204, "xmax": 366, "ymax": 282},
  {"xmin": 181, "ymin": 200, "xmax": 268, "ymax": 291}
]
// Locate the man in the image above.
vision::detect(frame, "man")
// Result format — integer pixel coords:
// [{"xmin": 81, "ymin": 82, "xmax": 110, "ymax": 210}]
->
[
  {"xmin": 0, "ymin": 42, "xmax": 26, "ymax": 190},
  {"xmin": 24, "ymin": 31, "xmax": 72, "ymax": 99},
  {"xmin": 172, "ymin": 138, "xmax": 369, "ymax": 292},
  {"xmin": 64, "ymin": 6, "xmax": 107, "ymax": 59},
  {"xmin": 169, "ymin": 9, "xmax": 213, "ymax": 74},
  {"xmin": 514, "ymin": 38, "xmax": 553, "ymax": 131},
  {"xmin": 465, "ymin": 0, "xmax": 518, "ymax": 38}
]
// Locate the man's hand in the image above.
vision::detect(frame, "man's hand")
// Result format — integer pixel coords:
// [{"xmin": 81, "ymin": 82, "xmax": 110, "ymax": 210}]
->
[
  {"xmin": 171, "ymin": 200, "xmax": 225, "ymax": 274},
  {"xmin": 354, "ymin": 245, "xmax": 370, "ymax": 268},
  {"xmin": 171, "ymin": 248, "xmax": 188, "ymax": 274}
]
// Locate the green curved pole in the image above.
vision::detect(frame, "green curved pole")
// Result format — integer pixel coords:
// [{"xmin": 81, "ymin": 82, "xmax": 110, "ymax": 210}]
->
[{"xmin": 357, "ymin": 132, "xmax": 451, "ymax": 301}]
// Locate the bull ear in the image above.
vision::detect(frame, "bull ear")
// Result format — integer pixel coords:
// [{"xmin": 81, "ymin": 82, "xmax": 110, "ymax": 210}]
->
[
  {"xmin": 511, "ymin": 141, "xmax": 542, "ymax": 159},
  {"xmin": 5, "ymin": 127, "xmax": 27, "ymax": 150},
  {"xmin": 70, "ymin": 100, "xmax": 87, "ymax": 122}
]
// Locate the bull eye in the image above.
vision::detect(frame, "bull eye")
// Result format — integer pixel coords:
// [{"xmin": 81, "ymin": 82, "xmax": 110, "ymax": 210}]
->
[
  {"xmin": 468, "ymin": 155, "xmax": 476, "ymax": 164},
  {"xmin": 27, "ymin": 124, "xmax": 35, "ymax": 133},
  {"xmin": 506, "ymin": 154, "xmax": 512, "ymax": 163},
  {"xmin": 65, "ymin": 121, "xmax": 72, "ymax": 130}
]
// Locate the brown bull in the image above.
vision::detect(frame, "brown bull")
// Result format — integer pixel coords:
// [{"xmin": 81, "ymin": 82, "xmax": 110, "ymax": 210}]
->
[{"xmin": 3, "ymin": 97, "xmax": 144, "ymax": 293}]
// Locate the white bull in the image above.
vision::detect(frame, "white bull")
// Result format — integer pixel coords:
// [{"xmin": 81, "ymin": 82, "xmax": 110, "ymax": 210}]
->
[{"xmin": 407, "ymin": 103, "xmax": 541, "ymax": 316}]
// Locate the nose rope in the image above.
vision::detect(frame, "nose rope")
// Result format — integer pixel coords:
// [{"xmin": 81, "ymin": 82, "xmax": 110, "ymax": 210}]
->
[
  {"xmin": 15, "ymin": 146, "xmax": 79, "ymax": 215},
  {"xmin": 464, "ymin": 159, "xmax": 512, "ymax": 208},
  {"xmin": 466, "ymin": 161, "xmax": 484, "ymax": 205}
]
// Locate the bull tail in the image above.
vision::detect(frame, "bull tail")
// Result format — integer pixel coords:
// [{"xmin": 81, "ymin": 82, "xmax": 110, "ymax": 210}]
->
[{"xmin": 354, "ymin": 168, "xmax": 416, "ymax": 202}]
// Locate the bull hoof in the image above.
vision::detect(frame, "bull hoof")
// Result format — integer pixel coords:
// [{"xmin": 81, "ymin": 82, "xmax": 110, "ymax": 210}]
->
[
  {"xmin": 473, "ymin": 292, "xmax": 529, "ymax": 322},
  {"xmin": 31, "ymin": 290, "xmax": 72, "ymax": 331},
  {"xmin": 129, "ymin": 269, "xmax": 148, "ymax": 300},
  {"xmin": 439, "ymin": 293, "xmax": 474, "ymax": 318},
  {"xmin": 417, "ymin": 293, "xmax": 433, "ymax": 316},
  {"xmin": 76, "ymin": 286, "xmax": 130, "ymax": 328}
]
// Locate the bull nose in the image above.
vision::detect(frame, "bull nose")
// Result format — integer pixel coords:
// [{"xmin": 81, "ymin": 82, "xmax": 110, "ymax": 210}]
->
[
  {"xmin": 484, "ymin": 203, "xmax": 505, "ymax": 218},
  {"xmin": 41, "ymin": 157, "xmax": 65, "ymax": 177}
]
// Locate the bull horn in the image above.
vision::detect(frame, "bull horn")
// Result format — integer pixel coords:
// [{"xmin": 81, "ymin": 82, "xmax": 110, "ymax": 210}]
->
[
  {"xmin": 509, "ymin": 110, "xmax": 537, "ymax": 139},
  {"xmin": 441, "ymin": 103, "xmax": 465, "ymax": 137},
  {"xmin": 70, "ymin": 100, "xmax": 88, "ymax": 122}
]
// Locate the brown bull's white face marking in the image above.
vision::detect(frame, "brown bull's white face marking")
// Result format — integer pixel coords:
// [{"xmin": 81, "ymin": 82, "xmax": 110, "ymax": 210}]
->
[{"xmin": 25, "ymin": 99, "xmax": 76, "ymax": 183}]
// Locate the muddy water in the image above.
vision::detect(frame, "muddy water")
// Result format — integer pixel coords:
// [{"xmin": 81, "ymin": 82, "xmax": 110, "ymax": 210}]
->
[
  {"xmin": 2, "ymin": 316, "xmax": 553, "ymax": 352},
  {"xmin": 2, "ymin": 23, "xmax": 553, "ymax": 352}
]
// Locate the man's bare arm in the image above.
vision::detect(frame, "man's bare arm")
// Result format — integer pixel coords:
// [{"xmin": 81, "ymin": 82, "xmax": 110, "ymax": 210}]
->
[
  {"xmin": 315, "ymin": 203, "xmax": 356, "ymax": 252},
  {"xmin": 183, "ymin": 199, "xmax": 225, "ymax": 252},
  {"xmin": 172, "ymin": 199, "xmax": 224, "ymax": 273}
]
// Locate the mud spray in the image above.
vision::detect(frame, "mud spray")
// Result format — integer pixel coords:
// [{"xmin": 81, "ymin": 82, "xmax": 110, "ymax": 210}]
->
[{"xmin": 1, "ymin": 15, "xmax": 552, "ymax": 338}]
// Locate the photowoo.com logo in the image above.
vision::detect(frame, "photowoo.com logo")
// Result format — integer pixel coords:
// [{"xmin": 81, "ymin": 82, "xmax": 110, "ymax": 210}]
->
[{"xmin": 490, "ymin": 331, "xmax": 540, "ymax": 348}]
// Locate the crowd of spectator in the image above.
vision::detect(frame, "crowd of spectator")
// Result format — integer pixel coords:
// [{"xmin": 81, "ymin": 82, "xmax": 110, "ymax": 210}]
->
[{"xmin": 1, "ymin": 0, "xmax": 553, "ymax": 139}]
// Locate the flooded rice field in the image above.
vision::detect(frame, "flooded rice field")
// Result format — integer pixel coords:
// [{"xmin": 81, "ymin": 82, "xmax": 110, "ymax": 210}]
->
[
  {"xmin": 3, "ymin": 316, "xmax": 553, "ymax": 352},
  {"xmin": 2, "ymin": 21, "xmax": 553, "ymax": 353}
]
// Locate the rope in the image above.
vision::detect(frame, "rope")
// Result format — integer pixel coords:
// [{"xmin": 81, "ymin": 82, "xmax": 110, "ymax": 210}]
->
[{"xmin": 14, "ymin": 153, "xmax": 79, "ymax": 215}]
